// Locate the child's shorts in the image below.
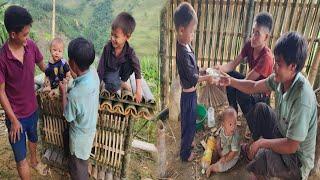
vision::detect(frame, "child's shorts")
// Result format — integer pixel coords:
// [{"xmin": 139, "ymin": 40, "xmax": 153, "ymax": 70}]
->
[
  {"xmin": 216, "ymin": 155, "xmax": 239, "ymax": 172},
  {"xmin": 5, "ymin": 110, "xmax": 39, "ymax": 162}
]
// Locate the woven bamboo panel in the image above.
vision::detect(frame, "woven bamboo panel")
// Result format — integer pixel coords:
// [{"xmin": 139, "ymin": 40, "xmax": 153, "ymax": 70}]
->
[
  {"xmin": 160, "ymin": 0, "xmax": 320, "ymax": 106},
  {"xmin": 90, "ymin": 112, "xmax": 130, "ymax": 177},
  {"xmin": 37, "ymin": 91, "xmax": 133, "ymax": 178},
  {"xmin": 0, "ymin": 106, "xmax": 4, "ymax": 121}
]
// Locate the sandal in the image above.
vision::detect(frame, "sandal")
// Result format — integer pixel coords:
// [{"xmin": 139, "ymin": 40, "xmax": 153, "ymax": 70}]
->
[{"xmin": 31, "ymin": 162, "xmax": 50, "ymax": 176}]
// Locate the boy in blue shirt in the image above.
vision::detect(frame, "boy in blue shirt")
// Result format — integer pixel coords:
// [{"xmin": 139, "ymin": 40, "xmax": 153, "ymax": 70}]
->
[{"xmin": 59, "ymin": 37, "xmax": 99, "ymax": 180}]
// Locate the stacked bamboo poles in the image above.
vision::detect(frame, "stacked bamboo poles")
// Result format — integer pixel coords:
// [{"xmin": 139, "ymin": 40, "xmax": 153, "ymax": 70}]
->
[
  {"xmin": 160, "ymin": 0, "xmax": 320, "ymax": 107},
  {"xmin": 100, "ymin": 74, "xmax": 156, "ymax": 120}
]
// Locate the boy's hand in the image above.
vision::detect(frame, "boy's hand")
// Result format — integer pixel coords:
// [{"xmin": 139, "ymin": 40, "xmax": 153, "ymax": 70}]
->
[
  {"xmin": 9, "ymin": 119, "xmax": 23, "ymax": 143},
  {"xmin": 218, "ymin": 72, "xmax": 231, "ymax": 86},
  {"xmin": 219, "ymin": 156, "xmax": 227, "ymax": 164},
  {"xmin": 135, "ymin": 90, "xmax": 142, "ymax": 103},
  {"xmin": 59, "ymin": 79, "xmax": 68, "ymax": 95}
]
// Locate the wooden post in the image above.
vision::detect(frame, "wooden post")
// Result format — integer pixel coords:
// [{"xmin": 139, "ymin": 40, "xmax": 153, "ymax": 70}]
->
[
  {"xmin": 160, "ymin": 7, "xmax": 169, "ymax": 109},
  {"xmin": 52, "ymin": 0, "xmax": 56, "ymax": 39},
  {"xmin": 308, "ymin": 45, "xmax": 320, "ymax": 86},
  {"xmin": 121, "ymin": 116, "xmax": 133, "ymax": 179},
  {"xmin": 240, "ymin": 0, "xmax": 254, "ymax": 74},
  {"xmin": 157, "ymin": 121, "xmax": 166, "ymax": 178}
]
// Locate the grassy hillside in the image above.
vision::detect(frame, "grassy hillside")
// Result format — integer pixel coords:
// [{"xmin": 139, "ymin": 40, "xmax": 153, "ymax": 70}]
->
[{"xmin": 7, "ymin": 0, "xmax": 164, "ymax": 57}]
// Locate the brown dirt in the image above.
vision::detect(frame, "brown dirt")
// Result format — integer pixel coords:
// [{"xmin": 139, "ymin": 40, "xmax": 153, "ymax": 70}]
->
[{"xmin": 163, "ymin": 106, "xmax": 320, "ymax": 180}]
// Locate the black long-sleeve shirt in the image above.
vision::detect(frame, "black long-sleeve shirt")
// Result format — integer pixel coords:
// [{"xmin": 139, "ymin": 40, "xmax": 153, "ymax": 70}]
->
[{"xmin": 176, "ymin": 42, "xmax": 199, "ymax": 89}]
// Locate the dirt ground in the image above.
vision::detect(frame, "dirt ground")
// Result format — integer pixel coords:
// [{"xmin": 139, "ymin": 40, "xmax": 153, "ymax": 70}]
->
[
  {"xmin": 1, "ymin": 110, "xmax": 320, "ymax": 180},
  {"xmin": 0, "ymin": 119, "xmax": 156, "ymax": 180},
  {"xmin": 163, "ymin": 106, "xmax": 320, "ymax": 180}
]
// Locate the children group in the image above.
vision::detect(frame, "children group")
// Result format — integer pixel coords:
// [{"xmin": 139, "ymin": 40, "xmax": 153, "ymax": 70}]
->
[
  {"xmin": 0, "ymin": 2, "xmax": 318, "ymax": 180},
  {"xmin": 0, "ymin": 5, "xmax": 143, "ymax": 180}
]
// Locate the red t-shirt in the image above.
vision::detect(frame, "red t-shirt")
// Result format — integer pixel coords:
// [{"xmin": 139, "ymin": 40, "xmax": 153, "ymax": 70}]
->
[
  {"xmin": 240, "ymin": 41, "xmax": 274, "ymax": 81},
  {"xmin": 0, "ymin": 39, "xmax": 43, "ymax": 118}
]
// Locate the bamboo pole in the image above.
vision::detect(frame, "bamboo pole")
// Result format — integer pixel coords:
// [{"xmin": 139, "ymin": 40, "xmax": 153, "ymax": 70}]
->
[
  {"xmin": 240, "ymin": 0, "xmax": 254, "ymax": 74},
  {"xmin": 51, "ymin": 0, "xmax": 56, "ymax": 39},
  {"xmin": 308, "ymin": 44, "xmax": 320, "ymax": 86},
  {"xmin": 160, "ymin": 7, "xmax": 169, "ymax": 109},
  {"xmin": 157, "ymin": 121, "xmax": 167, "ymax": 178}
]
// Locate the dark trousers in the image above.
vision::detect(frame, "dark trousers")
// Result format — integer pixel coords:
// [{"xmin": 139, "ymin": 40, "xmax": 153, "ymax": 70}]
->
[
  {"xmin": 69, "ymin": 155, "xmax": 89, "ymax": 180},
  {"xmin": 180, "ymin": 91, "xmax": 197, "ymax": 161},
  {"xmin": 246, "ymin": 103, "xmax": 302, "ymax": 180},
  {"xmin": 226, "ymin": 71, "xmax": 269, "ymax": 116}
]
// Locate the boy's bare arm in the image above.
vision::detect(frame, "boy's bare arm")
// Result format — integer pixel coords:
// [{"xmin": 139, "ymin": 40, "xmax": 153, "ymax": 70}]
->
[
  {"xmin": 135, "ymin": 78, "xmax": 142, "ymax": 103},
  {"xmin": 0, "ymin": 83, "xmax": 22, "ymax": 143},
  {"xmin": 219, "ymin": 54, "xmax": 243, "ymax": 73},
  {"xmin": 59, "ymin": 79, "xmax": 68, "ymax": 113},
  {"xmin": 65, "ymin": 71, "xmax": 72, "ymax": 81},
  {"xmin": 36, "ymin": 61, "xmax": 46, "ymax": 73},
  {"xmin": 220, "ymin": 150, "xmax": 238, "ymax": 163},
  {"xmin": 245, "ymin": 69, "xmax": 261, "ymax": 81},
  {"xmin": 219, "ymin": 73, "xmax": 270, "ymax": 94}
]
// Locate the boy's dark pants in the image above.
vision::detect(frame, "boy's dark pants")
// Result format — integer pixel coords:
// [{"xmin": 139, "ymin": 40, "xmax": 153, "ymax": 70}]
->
[
  {"xmin": 63, "ymin": 123, "xmax": 89, "ymax": 180},
  {"xmin": 69, "ymin": 155, "xmax": 89, "ymax": 180},
  {"xmin": 245, "ymin": 103, "xmax": 302, "ymax": 180},
  {"xmin": 226, "ymin": 71, "xmax": 269, "ymax": 116},
  {"xmin": 180, "ymin": 91, "xmax": 197, "ymax": 161}
]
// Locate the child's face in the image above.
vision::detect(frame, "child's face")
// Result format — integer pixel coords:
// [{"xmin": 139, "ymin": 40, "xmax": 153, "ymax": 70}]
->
[
  {"xmin": 110, "ymin": 28, "xmax": 129, "ymax": 49},
  {"xmin": 177, "ymin": 19, "xmax": 197, "ymax": 44},
  {"xmin": 223, "ymin": 116, "xmax": 236, "ymax": 136},
  {"xmin": 273, "ymin": 55, "xmax": 297, "ymax": 83},
  {"xmin": 50, "ymin": 43, "xmax": 64, "ymax": 62},
  {"xmin": 251, "ymin": 23, "xmax": 269, "ymax": 48}
]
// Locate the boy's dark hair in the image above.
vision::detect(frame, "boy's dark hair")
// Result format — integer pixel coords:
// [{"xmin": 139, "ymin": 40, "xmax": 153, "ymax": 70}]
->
[
  {"xmin": 68, "ymin": 37, "xmax": 95, "ymax": 71},
  {"xmin": 4, "ymin": 5, "xmax": 33, "ymax": 33},
  {"xmin": 274, "ymin": 32, "xmax": 307, "ymax": 72},
  {"xmin": 112, "ymin": 12, "xmax": 136, "ymax": 36},
  {"xmin": 254, "ymin": 12, "xmax": 273, "ymax": 33},
  {"xmin": 173, "ymin": 2, "xmax": 197, "ymax": 30}
]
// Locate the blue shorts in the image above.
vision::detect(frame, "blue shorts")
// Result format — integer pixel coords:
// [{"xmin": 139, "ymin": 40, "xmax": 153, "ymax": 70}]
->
[{"xmin": 5, "ymin": 110, "xmax": 39, "ymax": 162}]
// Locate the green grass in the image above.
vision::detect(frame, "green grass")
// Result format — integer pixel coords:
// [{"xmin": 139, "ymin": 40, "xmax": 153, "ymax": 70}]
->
[{"xmin": 112, "ymin": 0, "xmax": 165, "ymax": 56}]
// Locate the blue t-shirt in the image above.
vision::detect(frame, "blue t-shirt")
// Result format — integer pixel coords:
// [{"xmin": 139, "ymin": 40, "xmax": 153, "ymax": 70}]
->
[
  {"xmin": 63, "ymin": 69, "xmax": 100, "ymax": 160},
  {"xmin": 45, "ymin": 59, "xmax": 70, "ymax": 89}
]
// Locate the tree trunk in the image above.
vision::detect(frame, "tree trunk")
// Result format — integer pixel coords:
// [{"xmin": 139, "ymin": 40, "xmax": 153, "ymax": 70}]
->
[{"xmin": 52, "ymin": 0, "xmax": 56, "ymax": 39}]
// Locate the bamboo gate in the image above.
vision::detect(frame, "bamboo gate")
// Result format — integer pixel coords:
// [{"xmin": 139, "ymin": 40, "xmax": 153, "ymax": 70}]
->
[
  {"xmin": 36, "ymin": 74, "xmax": 157, "ymax": 179},
  {"xmin": 159, "ymin": 0, "xmax": 320, "ymax": 175}
]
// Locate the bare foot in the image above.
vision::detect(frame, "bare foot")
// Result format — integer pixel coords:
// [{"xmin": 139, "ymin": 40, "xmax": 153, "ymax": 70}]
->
[
  {"xmin": 191, "ymin": 141, "xmax": 196, "ymax": 148},
  {"xmin": 187, "ymin": 152, "xmax": 197, "ymax": 162},
  {"xmin": 206, "ymin": 164, "xmax": 219, "ymax": 177}
]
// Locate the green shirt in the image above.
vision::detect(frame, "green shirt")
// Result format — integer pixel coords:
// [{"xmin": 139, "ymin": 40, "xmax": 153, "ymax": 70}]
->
[
  {"xmin": 219, "ymin": 127, "xmax": 241, "ymax": 156},
  {"xmin": 265, "ymin": 73, "xmax": 317, "ymax": 180},
  {"xmin": 64, "ymin": 69, "xmax": 100, "ymax": 160}
]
